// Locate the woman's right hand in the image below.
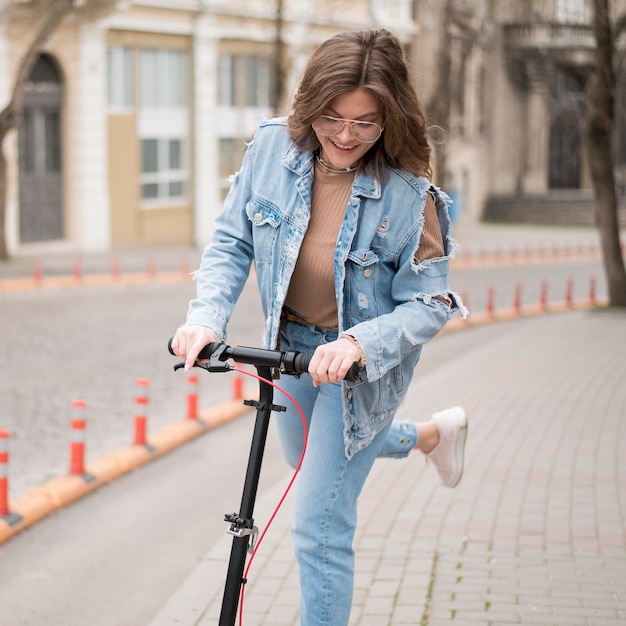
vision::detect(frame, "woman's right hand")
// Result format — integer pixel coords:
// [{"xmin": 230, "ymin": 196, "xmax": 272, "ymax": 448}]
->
[{"xmin": 171, "ymin": 325, "xmax": 221, "ymax": 371}]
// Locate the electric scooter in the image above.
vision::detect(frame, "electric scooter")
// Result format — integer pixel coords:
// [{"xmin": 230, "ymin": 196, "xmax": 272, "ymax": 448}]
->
[{"xmin": 169, "ymin": 339, "xmax": 359, "ymax": 625}]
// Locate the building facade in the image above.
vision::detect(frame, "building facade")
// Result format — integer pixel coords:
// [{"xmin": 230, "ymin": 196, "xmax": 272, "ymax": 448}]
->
[
  {"xmin": 414, "ymin": 0, "xmax": 626, "ymax": 224},
  {"xmin": 0, "ymin": 0, "xmax": 417, "ymax": 254},
  {"xmin": 1, "ymin": 0, "xmax": 624, "ymax": 255}
]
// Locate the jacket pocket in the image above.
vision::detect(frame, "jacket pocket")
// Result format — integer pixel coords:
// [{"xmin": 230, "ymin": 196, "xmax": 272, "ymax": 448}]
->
[
  {"xmin": 246, "ymin": 199, "xmax": 281, "ymax": 264},
  {"xmin": 345, "ymin": 249, "xmax": 379, "ymax": 321}
]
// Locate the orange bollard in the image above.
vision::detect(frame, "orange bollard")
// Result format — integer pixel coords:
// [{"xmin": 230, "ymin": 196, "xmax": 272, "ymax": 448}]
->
[
  {"xmin": 552, "ymin": 243, "xmax": 560, "ymax": 259},
  {"xmin": 69, "ymin": 399, "xmax": 87, "ymax": 475},
  {"xmin": 233, "ymin": 375, "xmax": 244, "ymax": 400},
  {"xmin": 486, "ymin": 284, "xmax": 495, "ymax": 318},
  {"xmin": 0, "ymin": 429, "xmax": 9, "ymax": 516},
  {"xmin": 134, "ymin": 378, "xmax": 150, "ymax": 445},
  {"xmin": 565, "ymin": 278, "xmax": 574, "ymax": 309},
  {"xmin": 187, "ymin": 374, "xmax": 199, "ymax": 419},
  {"xmin": 147, "ymin": 255, "xmax": 156, "ymax": 280},
  {"xmin": 589, "ymin": 276, "xmax": 596, "ymax": 307},
  {"xmin": 540, "ymin": 280, "xmax": 548, "ymax": 311},
  {"xmin": 73, "ymin": 254, "xmax": 82, "ymax": 281},
  {"xmin": 513, "ymin": 282, "xmax": 522, "ymax": 316},
  {"xmin": 180, "ymin": 252, "xmax": 190, "ymax": 276},
  {"xmin": 33, "ymin": 257, "xmax": 42, "ymax": 283},
  {"xmin": 111, "ymin": 254, "xmax": 121, "ymax": 281}
]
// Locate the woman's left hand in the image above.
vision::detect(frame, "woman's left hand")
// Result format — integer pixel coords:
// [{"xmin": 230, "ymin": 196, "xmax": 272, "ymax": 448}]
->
[{"xmin": 309, "ymin": 337, "xmax": 362, "ymax": 386}]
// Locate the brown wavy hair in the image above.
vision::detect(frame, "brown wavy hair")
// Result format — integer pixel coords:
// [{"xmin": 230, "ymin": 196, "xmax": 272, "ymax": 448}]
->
[{"xmin": 287, "ymin": 29, "xmax": 431, "ymax": 179}]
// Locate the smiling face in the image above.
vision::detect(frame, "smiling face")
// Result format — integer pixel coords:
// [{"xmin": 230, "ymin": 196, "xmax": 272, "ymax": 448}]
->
[{"xmin": 313, "ymin": 88, "xmax": 383, "ymax": 171}]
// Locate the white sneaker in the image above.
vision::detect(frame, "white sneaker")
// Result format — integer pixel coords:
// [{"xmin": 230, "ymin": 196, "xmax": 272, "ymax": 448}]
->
[{"xmin": 426, "ymin": 407, "xmax": 468, "ymax": 488}]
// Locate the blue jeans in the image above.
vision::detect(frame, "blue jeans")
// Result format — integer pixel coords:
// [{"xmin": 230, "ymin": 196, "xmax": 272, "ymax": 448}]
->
[{"xmin": 274, "ymin": 320, "xmax": 418, "ymax": 626}]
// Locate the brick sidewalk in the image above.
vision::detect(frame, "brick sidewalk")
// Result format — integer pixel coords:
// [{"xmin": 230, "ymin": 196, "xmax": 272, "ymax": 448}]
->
[{"xmin": 149, "ymin": 310, "xmax": 626, "ymax": 626}]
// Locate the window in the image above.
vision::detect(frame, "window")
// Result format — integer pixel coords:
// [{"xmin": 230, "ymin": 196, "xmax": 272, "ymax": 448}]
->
[
  {"xmin": 555, "ymin": 0, "xmax": 588, "ymax": 22},
  {"xmin": 107, "ymin": 40, "xmax": 190, "ymax": 206},
  {"xmin": 107, "ymin": 46, "xmax": 134, "ymax": 108},
  {"xmin": 245, "ymin": 56, "xmax": 271, "ymax": 108},
  {"xmin": 218, "ymin": 53, "xmax": 273, "ymax": 108},
  {"xmin": 137, "ymin": 48, "xmax": 189, "ymax": 204},
  {"xmin": 140, "ymin": 138, "xmax": 186, "ymax": 201},
  {"xmin": 19, "ymin": 110, "xmax": 61, "ymax": 173},
  {"xmin": 140, "ymin": 49, "xmax": 187, "ymax": 107},
  {"xmin": 44, "ymin": 111, "xmax": 62, "ymax": 172},
  {"xmin": 218, "ymin": 54, "xmax": 235, "ymax": 106}
]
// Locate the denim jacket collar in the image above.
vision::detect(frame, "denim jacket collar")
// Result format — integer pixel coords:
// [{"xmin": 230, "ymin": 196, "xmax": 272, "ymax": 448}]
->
[{"xmin": 281, "ymin": 141, "xmax": 381, "ymax": 200}]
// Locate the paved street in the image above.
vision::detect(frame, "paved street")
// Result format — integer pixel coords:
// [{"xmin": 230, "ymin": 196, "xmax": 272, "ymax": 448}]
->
[
  {"xmin": 1, "ymin": 270, "xmax": 264, "ymax": 497},
  {"xmin": 0, "ymin": 222, "xmax": 609, "ymax": 498},
  {"xmin": 149, "ymin": 309, "xmax": 626, "ymax": 626},
  {"xmin": 1, "ymin": 221, "xmax": 624, "ymax": 625}
]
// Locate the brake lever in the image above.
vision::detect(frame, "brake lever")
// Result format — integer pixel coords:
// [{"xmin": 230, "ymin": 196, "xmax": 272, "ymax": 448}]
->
[{"xmin": 172, "ymin": 343, "xmax": 232, "ymax": 373}]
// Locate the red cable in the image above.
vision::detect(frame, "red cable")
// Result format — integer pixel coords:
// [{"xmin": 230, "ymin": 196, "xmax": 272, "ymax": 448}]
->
[{"xmin": 231, "ymin": 365, "xmax": 309, "ymax": 626}]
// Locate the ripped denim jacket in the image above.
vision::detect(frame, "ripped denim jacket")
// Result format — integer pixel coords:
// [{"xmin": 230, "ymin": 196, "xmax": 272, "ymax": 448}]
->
[{"xmin": 186, "ymin": 118, "xmax": 467, "ymax": 458}]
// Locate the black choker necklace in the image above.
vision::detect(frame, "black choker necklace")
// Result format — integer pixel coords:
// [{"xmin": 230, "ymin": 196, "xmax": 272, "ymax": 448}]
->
[{"xmin": 315, "ymin": 154, "xmax": 358, "ymax": 174}]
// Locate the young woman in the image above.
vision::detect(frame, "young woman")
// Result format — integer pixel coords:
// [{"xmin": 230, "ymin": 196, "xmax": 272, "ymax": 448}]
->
[{"xmin": 172, "ymin": 28, "xmax": 468, "ymax": 626}]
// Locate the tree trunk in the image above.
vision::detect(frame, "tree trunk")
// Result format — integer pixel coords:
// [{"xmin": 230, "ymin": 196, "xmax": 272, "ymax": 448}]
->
[
  {"xmin": 585, "ymin": 0, "xmax": 626, "ymax": 307},
  {"xmin": 272, "ymin": 0, "xmax": 288, "ymax": 116},
  {"xmin": 0, "ymin": 0, "xmax": 74, "ymax": 260},
  {"xmin": 0, "ymin": 142, "xmax": 8, "ymax": 260},
  {"xmin": 425, "ymin": 0, "xmax": 453, "ymax": 187}
]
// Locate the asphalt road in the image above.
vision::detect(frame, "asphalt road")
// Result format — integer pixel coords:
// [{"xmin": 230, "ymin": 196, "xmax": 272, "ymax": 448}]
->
[
  {"xmin": 1, "ymin": 276, "xmax": 265, "ymax": 497},
  {"xmin": 0, "ymin": 413, "xmax": 289, "ymax": 626}
]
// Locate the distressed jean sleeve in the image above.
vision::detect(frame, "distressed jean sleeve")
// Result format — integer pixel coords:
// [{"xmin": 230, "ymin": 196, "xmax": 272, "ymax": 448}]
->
[
  {"xmin": 346, "ymin": 245, "xmax": 455, "ymax": 383},
  {"xmin": 185, "ymin": 141, "xmax": 256, "ymax": 339}
]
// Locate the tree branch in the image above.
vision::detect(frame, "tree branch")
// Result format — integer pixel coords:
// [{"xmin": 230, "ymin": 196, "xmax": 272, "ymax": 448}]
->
[{"xmin": 0, "ymin": 0, "xmax": 74, "ymax": 132}]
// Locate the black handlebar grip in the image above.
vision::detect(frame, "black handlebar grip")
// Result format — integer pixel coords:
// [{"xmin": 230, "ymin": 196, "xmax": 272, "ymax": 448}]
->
[
  {"xmin": 168, "ymin": 338, "xmax": 221, "ymax": 360},
  {"xmin": 291, "ymin": 352, "xmax": 311, "ymax": 374},
  {"xmin": 169, "ymin": 338, "xmax": 361, "ymax": 382},
  {"xmin": 286, "ymin": 352, "xmax": 360, "ymax": 382},
  {"xmin": 197, "ymin": 342, "xmax": 222, "ymax": 360}
]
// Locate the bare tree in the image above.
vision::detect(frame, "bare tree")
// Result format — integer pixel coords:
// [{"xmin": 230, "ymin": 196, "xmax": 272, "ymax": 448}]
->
[
  {"xmin": 423, "ymin": 0, "xmax": 490, "ymax": 187},
  {"xmin": 0, "ymin": 0, "xmax": 118, "ymax": 260},
  {"xmin": 424, "ymin": 0, "xmax": 453, "ymax": 185},
  {"xmin": 272, "ymin": 0, "xmax": 287, "ymax": 116},
  {"xmin": 585, "ymin": 0, "xmax": 626, "ymax": 307}
]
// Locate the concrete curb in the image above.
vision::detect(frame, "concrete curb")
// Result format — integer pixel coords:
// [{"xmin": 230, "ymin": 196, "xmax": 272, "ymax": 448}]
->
[
  {"xmin": 440, "ymin": 295, "xmax": 608, "ymax": 334},
  {"xmin": 0, "ymin": 271, "xmax": 191, "ymax": 293},
  {"xmin": 0, "ymin": 397, "xmax": 254, "ymax": 545}
]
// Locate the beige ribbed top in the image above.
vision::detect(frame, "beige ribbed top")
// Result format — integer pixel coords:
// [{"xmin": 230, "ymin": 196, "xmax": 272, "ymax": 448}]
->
[
  {"xmin": 285, "ymin": 163, "xmax": 355, "ymax": 328},
  {"xmin": 284, "ymin": 161, "xmax": 445, "ymax": 330}
]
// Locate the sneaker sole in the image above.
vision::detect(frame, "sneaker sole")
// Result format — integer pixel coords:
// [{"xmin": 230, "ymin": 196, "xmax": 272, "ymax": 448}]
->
[{"xmin": 447, "ymin": 407, "xmax": 468, "ymax": 488}]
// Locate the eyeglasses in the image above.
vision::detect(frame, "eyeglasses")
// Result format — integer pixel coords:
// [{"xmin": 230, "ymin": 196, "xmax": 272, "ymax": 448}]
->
[{"xmin": 312, "ymin": 115, "xmax": 384, "ymax": 144}]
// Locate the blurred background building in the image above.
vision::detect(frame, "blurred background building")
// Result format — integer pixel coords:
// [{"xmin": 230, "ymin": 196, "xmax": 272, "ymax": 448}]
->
[{"xmin": 1, "ymin": 0, "xmax": 624, "ymax": 254}]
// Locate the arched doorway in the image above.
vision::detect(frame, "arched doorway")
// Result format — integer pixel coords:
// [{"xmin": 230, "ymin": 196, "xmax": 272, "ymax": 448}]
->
[{"xmin": 18, "ymin": 54, "xmax": 64, "ymax": 243}]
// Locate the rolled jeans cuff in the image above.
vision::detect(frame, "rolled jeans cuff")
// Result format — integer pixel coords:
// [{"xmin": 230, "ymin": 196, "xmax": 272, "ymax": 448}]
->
[{"xmin": 377, "ymin": 420, "xmax": 417, "ymax": 458}]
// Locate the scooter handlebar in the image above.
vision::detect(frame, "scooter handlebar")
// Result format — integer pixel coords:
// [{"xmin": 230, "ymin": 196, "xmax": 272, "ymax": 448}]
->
[{"xmin": 168, "ymin": 338, "xmax": 360, "ymax": 382}]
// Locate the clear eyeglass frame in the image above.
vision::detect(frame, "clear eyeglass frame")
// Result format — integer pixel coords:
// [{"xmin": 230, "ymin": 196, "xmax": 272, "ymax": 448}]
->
[{"xmin": 312, "ymin": 115, "xmax": 384, "ymax": 144}]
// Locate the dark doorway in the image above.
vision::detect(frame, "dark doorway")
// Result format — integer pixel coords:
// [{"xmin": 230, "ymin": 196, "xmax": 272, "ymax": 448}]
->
[
  {"xmin": 549, "ymin": 109, "xmax": 581, "ymax": 189},
  {"xmin": 18, "ymin": 54, "xmax": 64, "ymax": 243},
  {"xmin": 548, "ymin": 71, "xmax": 584, "ymax": 190}
]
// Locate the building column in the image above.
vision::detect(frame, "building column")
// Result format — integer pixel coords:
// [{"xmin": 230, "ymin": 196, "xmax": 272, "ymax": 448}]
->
[
  {"xmin": 192, "ymin": 10, "xmax": 219, "ymax": 247},
  {"xmin": 521, "ymin": 62, "xmax": 549, "ymax": 194},
  {"xmin": 0, "ymin": 24, "xmax": 19, "ymax": 256},
  {"xmin": 76, "ymin": 20, "xmax": 110, "ymax": 251}
]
